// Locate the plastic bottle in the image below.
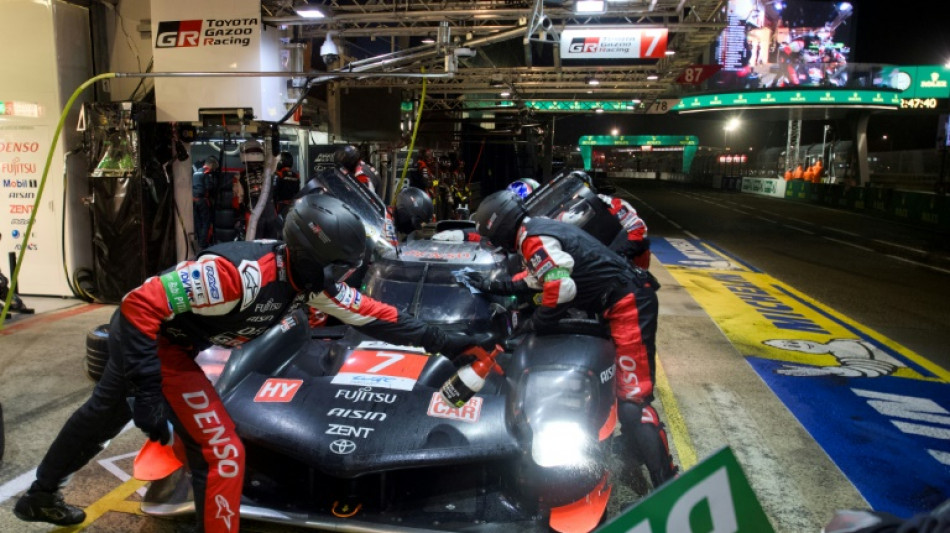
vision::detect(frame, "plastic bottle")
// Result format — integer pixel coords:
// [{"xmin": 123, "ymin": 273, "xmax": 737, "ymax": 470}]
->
[{"xmin": 440, "ymin": 356, "xmax": 492, "ymax": 408}]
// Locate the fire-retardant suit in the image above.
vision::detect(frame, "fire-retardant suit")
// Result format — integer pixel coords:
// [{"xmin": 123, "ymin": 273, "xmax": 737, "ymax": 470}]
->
[
  {"xmin": 599, "ymin": 194, "xmax": 651, "ymax": 270},
  {"xmin": 467, "ymin": 190, "xmax": 676, "ymax": 488},
  {"xmin": 14, "ymin": 195, "xmax": 481, "ymax": 533}
]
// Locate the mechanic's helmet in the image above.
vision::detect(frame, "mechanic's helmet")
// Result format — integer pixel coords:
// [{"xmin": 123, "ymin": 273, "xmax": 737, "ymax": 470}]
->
[
  {"xmin": 282, "ymin": 194, "xmax": 366, "ymax": 290},
  {"xmin": 203, "ymin": 155, "xmax": 219, "ymax": 171},
  {"xmin": 568, "ymin": 170, "xmax": 595, "ymax": 191},
  {"xmin": 506, "ymin": 180, "xmax": 536, "ymax": 199},
  {"xmin": 240, "ymin": 140, "xmax": 265, "ymax": 164},
  {"xmin": 278, "ymin": 151, "xmax": 293, "ymax": 169},
  {"xmin": 472, "ymin": 190, "xmax": 528, "ymax": 251},
  {"xmin": 334, "ymin": 145, "xmax": 361, "ymax": 173},
  {"xmin": 394, "ymin": 186, "xmax": 434, "ymax": 234}
]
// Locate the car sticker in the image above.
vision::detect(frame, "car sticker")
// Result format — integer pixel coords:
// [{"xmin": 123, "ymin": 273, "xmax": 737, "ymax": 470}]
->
[
  {"xmin": 253, "ymin": 378, "xmax": 303, "ymax": 402},
  {"xmin": 331, "ymin": 349, "xmax": 429, "ymax": 391},
  {"xmin": 427, "ymin": 392, "xmax": 483, "ymax": 423}
]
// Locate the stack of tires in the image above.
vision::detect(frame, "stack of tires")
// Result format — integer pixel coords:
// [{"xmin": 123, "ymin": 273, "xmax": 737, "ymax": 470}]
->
[{"xmin": 85, "ymin": 324, "xmax": 110, "ymax": 383}]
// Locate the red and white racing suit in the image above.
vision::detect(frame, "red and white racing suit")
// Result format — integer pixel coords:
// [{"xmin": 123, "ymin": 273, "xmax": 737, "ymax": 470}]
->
[
  {"xmin": 598, "ymin": 194, "xmax": 651, "ymax": 270},
  {"xmin": 36, "ymin": 240, "xmax": 459, "ymax": 533},
  {"xmin": 515, "ymin": 217, "xmax": 675, "ymax": 486}
]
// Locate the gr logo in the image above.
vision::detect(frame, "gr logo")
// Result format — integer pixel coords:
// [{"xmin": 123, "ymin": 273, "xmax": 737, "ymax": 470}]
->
[
  {"xmin": 156, "ymin": 20, "xmax": 202, "ymax": 48},
  {"xmin": 568, "ymin": 37, "xmax": 599, "ymax": 53}
]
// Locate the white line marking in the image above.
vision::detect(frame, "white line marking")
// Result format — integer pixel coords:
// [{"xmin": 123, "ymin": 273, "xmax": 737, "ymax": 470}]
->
[
  {"xmin": 873, "ymin": 239, "xmax": 928, "ymax": 254},
  {"xmin": 0, "ymin": 468, "xmax": 37, "ymax": 504},
  {"xmin": 98, "ymin": 451, "xmax": 148, "ymax": 497},
  {"xmin": 756, "ymin": 216, "xmax": 777, "ymax": 223},
  {"xmin": 885, "ymin": 254, "xmax": 950, "ymax": 275},
  {"xmin": 787, "ymin": 217, "xmax": 814, "ymax": 226},
  {"xmin": 684, "ymin": 230, "xmax": 699, "ymax": 239},
  {"xmin": 823, "ymin": 236, "xmax": 874, "ymax": 252},
  {"xmin": 784, "ymin": 225, "xmax": 816, "ymax": 235},
  {"xmin": 826, "ymin": 227, "xmax": 860, "ymax": 237}
]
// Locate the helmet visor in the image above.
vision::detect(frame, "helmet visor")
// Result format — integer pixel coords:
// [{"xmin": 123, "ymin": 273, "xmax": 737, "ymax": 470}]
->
[{"xmin": 328, "ymin": 259, "xmax": 363, "ymax": 283}]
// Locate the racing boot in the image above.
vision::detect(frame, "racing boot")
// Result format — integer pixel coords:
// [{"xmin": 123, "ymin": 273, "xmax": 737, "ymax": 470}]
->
[
  {"xmin": 13, "ymin": 483, "xmax": 86, "ymax": 525},
  {"xmin": 618, "ymin": 401, "xmax": 677, "ymax": 490}
]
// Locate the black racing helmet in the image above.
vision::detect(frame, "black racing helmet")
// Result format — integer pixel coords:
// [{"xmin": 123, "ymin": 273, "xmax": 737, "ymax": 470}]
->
[
  {"xmin": 568, "ymin": 170, "xmax": 595, "ymax": 191},
  {"xmin": 472, "ymin": 190, "xmax": 528, "ymax": 251},
  {"xmin": 282, "ymin": 194, "xmax": 366, "ymax": 290},
  {"xmin": 334, "ymin": 145, "xmax": 361, "ymax": 173},
  {"xmin": 278, "ymin": 151, "xmax": 294, "ymax": 169},
  {"xmin": 394, "ymin": 186, "xmax": 434, "ymax": 234}
]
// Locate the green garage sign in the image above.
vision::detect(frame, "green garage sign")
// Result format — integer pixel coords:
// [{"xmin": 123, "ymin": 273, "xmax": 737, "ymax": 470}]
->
[{"xmin": 597, "ymin": 447, "xmax": 775, "ymax": 533}]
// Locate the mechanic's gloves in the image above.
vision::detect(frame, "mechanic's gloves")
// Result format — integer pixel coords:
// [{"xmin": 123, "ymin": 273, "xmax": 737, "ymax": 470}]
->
[
  {"xmin": 463, "ymin": 272, "xmax": 533, "ymax": 295},
  {"xmin": 437, "ymin": 331, "xmax": 481, "ymax": 360},
  {"xmin": 133, "ymin": 392, "xmax": 172, "ymax": 445}
]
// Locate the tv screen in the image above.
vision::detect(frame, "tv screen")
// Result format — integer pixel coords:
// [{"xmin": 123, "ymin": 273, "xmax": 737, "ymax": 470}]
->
[{"xmin": 713, "ymin": 0, "xmax": 856, "ymax": 89}]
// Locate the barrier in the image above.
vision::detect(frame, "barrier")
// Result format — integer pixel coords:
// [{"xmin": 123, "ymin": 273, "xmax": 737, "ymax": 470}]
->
[
  {"xmin": 783, "ymin": 180, "xmax": 950, "ymax": 232},
  {"xmin": 740, "ymin": 176, "xmax": 786, "ymax": 198}
]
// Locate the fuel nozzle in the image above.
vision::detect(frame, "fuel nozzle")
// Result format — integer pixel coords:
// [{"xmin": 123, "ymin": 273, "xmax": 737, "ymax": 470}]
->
[{"xmin": 439, "ymin": 345, "xmax": 502, "ymax": 408}]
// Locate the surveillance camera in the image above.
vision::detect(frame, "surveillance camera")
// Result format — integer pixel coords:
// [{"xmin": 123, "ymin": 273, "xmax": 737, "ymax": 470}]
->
[
  {"xmin": 453, "ymin": 47, "xmax": 476, "ymax": 58},
  {"xmin": 321, "ymin": 34, "xmax": 339, "ymax": 66}
]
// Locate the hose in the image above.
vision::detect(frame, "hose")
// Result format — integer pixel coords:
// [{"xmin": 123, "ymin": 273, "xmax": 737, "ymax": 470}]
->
[
  {"xmin": 1, "ymin": 72, "xmax": 116, "ymax": 331},
  {"xmin": 392, "ymin": 67, "xmax": 428, "ymax": 204}
]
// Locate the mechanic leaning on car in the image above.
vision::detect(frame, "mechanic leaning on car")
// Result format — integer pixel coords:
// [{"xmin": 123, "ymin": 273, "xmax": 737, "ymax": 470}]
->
[
  {"xmin": 14, "ymin": 194, "xmax": 482, "ymax": 533},
  {"xmin": 466, "ymin": 189, "xmax": 677, "ymax": 488}
]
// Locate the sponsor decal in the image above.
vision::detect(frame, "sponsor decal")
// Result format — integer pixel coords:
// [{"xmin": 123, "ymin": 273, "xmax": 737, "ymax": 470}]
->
[
  {"xmin": 0, "ymin": 160, "xmax": 37, "ymax": 178},
  {"xmin": 331, "ymin": 349, "xmax": 428, "ymax": 391},
  {"xmin": 254, "ymin": 378, "xmax": 303, "ymax": 402},
  {"xmin": 329, "ymin": 439, "xmax": 357, "ymax": 455},
  {"xmin": 0, "ymin": 178, "xmax": 40, "ymax": 189},
  {"xmin": 176, "ymin": 266, "xmax": 208, "ymax": 307},
  {"xmin": 335, "ymin": 284, "xmax": 356, "ymax": 307},
  {"xmin": 8, "ymin": 204, "xmax": 33, "ymax": 214},
  {"xmin": 10, "ymin": 218, "xmax": 33, "ymax": 225},
  {"xmin": 13, "ymin": 243, "xmax": 37, "ymax": 251},
  {"xmin": 208, "ymin": 333, "xmax": 251, "ymax": 347},
  {"xmin": 201, "ymin": 262, "xmax": 223, "ymax": 303},
  {"xmin": 214, "ymin": 495, "xmax": 234, "ymax": 530},
  {"xmin": 238, "ymin": 260, "xmax": 261, "ymax": 311},
  {"xmin": 8, "ymin": 191, "xmax": 35, "ymax": 199},
  {"xmin": 600, "ymin": 363, "xmax": 616, "ymax": 384},
  {"xmin": 246, "ymin": 314, "xmax": 275, "ymax": 323},
  {"xmin": 0, "ymin": 142, "xmax": 40, "ymax": 153},
  {"xmin": 160, "ymin": 270, "xmax": 192, "ymax": 314},
  {"xmin": 10, "ymin": 229, "xmax": 20, "ymax": 238},
  {"xmin": 334, "ymin": 386, "xmax": 398, "ymax": 404},
  {"xmin": 327, "ymin": 408, "xmax": 387, "ymax": 422},
  {"xmin": 255, "ymin": 298, "xmax": 282, "ymax": 313},
  {"xmin": 427, "ymin": 392, "xmax": 482, "ymax": 423},
  {"xmin": 528, "ymin": 248, "xmax": 554, "ymax": 277},
  {"xmin": 326, "ymin": 424, "xmax": 375, "ymax": 438},
  {"xmin": 181, "ymin": 390, "xmax": 241, "ymax": 479}
]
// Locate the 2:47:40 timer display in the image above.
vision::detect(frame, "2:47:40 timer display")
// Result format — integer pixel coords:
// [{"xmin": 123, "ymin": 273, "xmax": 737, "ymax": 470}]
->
[{"xmin": 900, "ymin": 98, "xmax": 939, "ymax": 109}]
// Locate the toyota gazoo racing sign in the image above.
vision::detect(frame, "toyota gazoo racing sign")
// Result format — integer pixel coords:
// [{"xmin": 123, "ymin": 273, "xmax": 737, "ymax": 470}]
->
[
  {"xmin": 559, "ymin": 26, "xmax": 668, "ymax": 61},
  {"xmin": 155, "ymin": 17, "xmax": 257, "ymax": 49}
]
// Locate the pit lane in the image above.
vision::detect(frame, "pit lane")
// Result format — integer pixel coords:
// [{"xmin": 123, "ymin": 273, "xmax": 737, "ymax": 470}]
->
[{"xmin": 2, "ymin": 180, "xmax": 947, "ymax": 532}]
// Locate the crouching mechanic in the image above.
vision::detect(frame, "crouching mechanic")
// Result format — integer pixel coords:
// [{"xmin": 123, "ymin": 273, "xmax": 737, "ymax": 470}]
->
[
  {"xmin": 467, "ymin": 190, "xmax": 676, "ymax": 488},
  {"xmin": 14, "ymin": 194, "xmax": 482, "ymax": 533}
]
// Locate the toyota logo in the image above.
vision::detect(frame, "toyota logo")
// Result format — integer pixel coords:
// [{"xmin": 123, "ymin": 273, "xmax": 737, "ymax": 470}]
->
[{"xmin": 330, "ymin": 439, "xmax": 357, "ymax": 455}]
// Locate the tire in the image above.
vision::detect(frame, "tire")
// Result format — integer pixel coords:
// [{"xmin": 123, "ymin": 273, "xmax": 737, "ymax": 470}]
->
[{"xmin": 84, "ymin": 324, "xmax": 111, "ymax": 383}]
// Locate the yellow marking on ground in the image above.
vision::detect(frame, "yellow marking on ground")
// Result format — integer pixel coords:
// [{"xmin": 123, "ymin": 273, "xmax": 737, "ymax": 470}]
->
[
  {"xmin": 53, "ymin": 478, "xmax": 147, "ymax": 532},
  {"xmin": 656, "ymin": 356, "xmax": 697, "ymax": 470}
]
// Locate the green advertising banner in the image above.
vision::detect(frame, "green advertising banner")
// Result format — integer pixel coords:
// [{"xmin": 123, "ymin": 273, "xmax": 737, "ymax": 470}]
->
[
  {"xmin": 897, "ymin": 66, "xmax": 950, "ymax": 99},
  {"xmin": 673, "ymin": 90, "xmax": 900, "ymax": 111},
  {"xmin": 597, "ymin": 447, "xmax": 775, "ymax": 533}
]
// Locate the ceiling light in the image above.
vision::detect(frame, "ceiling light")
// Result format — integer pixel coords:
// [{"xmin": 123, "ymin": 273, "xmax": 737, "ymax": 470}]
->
[
  {"xmin": 587, "ymin": 77, "xmax": 600, "ymax": 86},
  {"xmin": 500, "ymin": 90, "xmax": 511, "ymax": 97},
  {"xmin": 646, "ymin": 74, "xmax": 659, "ymax": 80},
  {"xmin": 665, "ymin": 50, "xmax": 676, "ymax": 56},
  {"xmin": 295, "ymin": 3, "xmax": 326, "ymax": 18},
  {"xmin": 575, "ymin": 0, "xmax": 606, "ymax": 13},
  {"xmin": 595, "ymin": 107, "xmax": 604, "ymax": 113},
  {"xmin": 631, "ymin": 98, "xmax": 641, "ymax": 104},
  {"xmin": 421, "ymin": 35, "xmax": 435, "ymax": 44}
]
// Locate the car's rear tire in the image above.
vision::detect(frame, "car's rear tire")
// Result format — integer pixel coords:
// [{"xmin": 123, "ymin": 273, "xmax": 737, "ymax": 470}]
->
[{"xmin": 84, "ymin": 324, "xmax": 110, "ymax": 383}]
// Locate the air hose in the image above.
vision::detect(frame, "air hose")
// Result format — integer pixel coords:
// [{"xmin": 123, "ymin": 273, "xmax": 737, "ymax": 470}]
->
[{"xmin": 393, "ymin": 67, "xmax": 428, "ymax": 204}]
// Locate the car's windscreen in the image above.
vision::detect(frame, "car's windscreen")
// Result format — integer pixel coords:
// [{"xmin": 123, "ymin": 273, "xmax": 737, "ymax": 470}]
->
[
  {"xmin": 524, "ymin": 175, "xmax": 587, "ymax": 218},
  {"xmin": 316, "ymin": 169, "xmax": 387, "ymax": 227}
]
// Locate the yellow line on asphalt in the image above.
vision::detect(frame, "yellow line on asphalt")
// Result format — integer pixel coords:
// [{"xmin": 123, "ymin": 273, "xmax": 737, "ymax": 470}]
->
[
  {"xmin": 53, "ymin": 478, "xmax": 147, "ymax": 532},
  {"xmin": 656, "ymin": 356, "xmax": 698, "ymax": 470}
]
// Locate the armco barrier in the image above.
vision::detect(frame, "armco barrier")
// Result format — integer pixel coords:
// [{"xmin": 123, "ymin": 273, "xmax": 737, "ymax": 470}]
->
[{"xmin": 783, "ymin": 180, "xmax": 950, "ymax": 232}]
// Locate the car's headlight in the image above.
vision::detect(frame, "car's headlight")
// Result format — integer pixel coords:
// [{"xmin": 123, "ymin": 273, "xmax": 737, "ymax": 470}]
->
[{"xmin": 522, "ymin": 369, "xmax": 596, "ymax": 468}]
